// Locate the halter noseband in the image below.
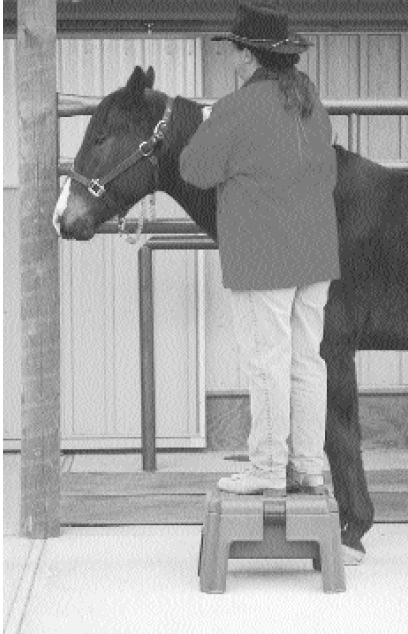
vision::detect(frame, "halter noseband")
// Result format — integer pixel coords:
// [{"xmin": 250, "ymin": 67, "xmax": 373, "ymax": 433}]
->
[{"xmin": 68, "ymin": 97, "xmax": 174, "ymax": 243}]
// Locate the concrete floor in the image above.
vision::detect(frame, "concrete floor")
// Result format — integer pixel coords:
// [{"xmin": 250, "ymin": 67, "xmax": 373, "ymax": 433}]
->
[
  {"xmin": 4, "ymin": 450, "xmax": 408, "ymax": 634},
  {"xmin": 4, "ymin": 525, "xmax": 408, "ymax": 634}
]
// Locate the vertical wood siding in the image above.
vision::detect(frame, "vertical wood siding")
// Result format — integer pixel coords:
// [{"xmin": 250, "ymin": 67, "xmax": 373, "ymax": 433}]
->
[
  {"xmin": 3, "ymin": 40, "xmax": 20, "ymax": 440},
  {"xmin": 3, "ymin": 188, "xmax": 21, "ymax": 440},
  {"xmin": 3, "ymin": 32, "xmax": 407, "ymax": 446},
  {"xmin": 56, "ymin": 38, "xmax": 204, "ymax": 448}
]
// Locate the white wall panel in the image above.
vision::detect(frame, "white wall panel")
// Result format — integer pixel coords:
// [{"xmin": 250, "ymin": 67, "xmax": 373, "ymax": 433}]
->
[
  {"xmin": 3, "ymin": 39, "xmax": 21, "ymax": 440},
  {"xmin": 55, "ymin": 37, "xmax": 205, "ymax": 447},
  {"xmin": 3, "ymin": 37, "xmax": 205, "ymax": 446},
  {"xmin": 403, "ymin": 353, "xmax": 408, "ymax": 386},
  {"xmin": 3, "ymin": 39, "xmax": 18, "ymax": 187},
  {"xmin": 3, "ymin": 189, "xmax": 21, "ymax": 439}
]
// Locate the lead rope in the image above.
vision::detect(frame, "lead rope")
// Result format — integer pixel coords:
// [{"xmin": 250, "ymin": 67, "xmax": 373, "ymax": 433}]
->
[
  {"xmin": 118, "ymin": 201, "xmax": 147, "ymax": 246},
  {"xmin": 119, "ymin": 161, "xmax": 158, "ymax": 246},
  {"xmin": 120, "ymin": 101, "xmax": 204, "ymax": 246}
]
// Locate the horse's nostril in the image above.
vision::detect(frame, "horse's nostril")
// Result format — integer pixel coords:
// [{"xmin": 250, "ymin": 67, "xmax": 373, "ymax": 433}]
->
[
  {"xmin": 57, "ymin": 215, "xmax": 72, "ymax": 240},
  {"xmin": 59, "ymin": 214, "xmax": 95, "ymax": 241}
]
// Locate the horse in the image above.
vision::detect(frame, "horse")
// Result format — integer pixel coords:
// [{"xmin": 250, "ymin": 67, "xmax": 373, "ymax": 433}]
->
[{"xmin": 53, "ymin": 65, "xmax": 408, "ymax": 560}]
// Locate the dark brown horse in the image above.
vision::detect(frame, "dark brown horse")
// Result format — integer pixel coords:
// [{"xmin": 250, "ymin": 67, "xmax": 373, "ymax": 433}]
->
[{"xmin": 54, "ymin": 66, "xmax": 408, "ymax": 561}]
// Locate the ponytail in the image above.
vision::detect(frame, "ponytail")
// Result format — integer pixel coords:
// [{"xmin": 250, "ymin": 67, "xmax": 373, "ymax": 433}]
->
[{"xmin": 234, "ymin": 44, "xmax": 316, "ymax": 120}]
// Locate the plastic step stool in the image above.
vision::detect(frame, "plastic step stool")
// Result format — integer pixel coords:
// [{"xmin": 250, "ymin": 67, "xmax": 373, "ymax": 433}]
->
[{"xmin": 198, "ymin": 488, "xmax": 346, "ymax": 594}]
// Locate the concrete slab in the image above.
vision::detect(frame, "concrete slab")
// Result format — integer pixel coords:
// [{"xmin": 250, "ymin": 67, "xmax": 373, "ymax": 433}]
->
[
  {"xmin": 3, "ymin": 539, "xmax": 44, "ymax": 634},
  {"xmin": 3, "ymin": 538, "xmax": 32, "ymax": 626},
  {"xmin": 5, "ymin": 524, "xmax": 407, "ymax": 634}
]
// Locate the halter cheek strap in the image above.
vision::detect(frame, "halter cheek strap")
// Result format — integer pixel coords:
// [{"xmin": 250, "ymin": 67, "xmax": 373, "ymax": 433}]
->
[{"xmin": 68, "ymin": 97, "xmax": 174, "ymax": 238}]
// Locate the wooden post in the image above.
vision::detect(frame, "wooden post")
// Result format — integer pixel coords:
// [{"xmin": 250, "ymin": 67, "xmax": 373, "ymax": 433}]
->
[{"xmin": 17, "ymin": 0, "xmax": 60, "ymax": 538}]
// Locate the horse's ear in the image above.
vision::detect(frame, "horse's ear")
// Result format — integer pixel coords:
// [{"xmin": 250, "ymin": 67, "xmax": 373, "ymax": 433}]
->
[
  {"xmin": 125, "ymin": 66, "xmax": 149, "ymax": 102},
  {"xmin": 145, "ymin": 66, "xmax": 155, "ymax": 89}
]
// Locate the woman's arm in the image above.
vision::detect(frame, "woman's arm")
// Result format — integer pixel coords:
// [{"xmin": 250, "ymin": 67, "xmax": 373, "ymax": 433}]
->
[{"xmin": 179, "ymin": 102, "xmax": 236, "ymax": 189}]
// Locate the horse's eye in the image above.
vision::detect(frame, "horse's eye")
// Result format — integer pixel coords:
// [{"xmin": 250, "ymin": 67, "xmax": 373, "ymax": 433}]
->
[{"xmin": 94, "ymin": 135, "xmax": 107, "ymax": 146}]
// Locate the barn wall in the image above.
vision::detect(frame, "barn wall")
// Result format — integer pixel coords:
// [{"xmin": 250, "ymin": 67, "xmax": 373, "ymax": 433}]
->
[
  {"xmin": 4, "ymin": 36, "xmax": 206, "ymax": 448},
  {"xmin": 3, "ymin": 187, "xmax": 21, "ymax": 440},
  {"xmin": 3, "ymin": 40, "xmax": 20, "ymax": 440},
  {"xmin": 3, "ymin": 32, "xmax": 408, "ymax": 448},
  {"xmin": 56, "ymin": 38, "xmax": 204, "ymax": 449}
]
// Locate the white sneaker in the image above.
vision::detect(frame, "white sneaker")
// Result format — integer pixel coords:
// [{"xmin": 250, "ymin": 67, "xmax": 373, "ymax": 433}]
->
[{"xmin": 217, "ymin": 468, "xmax": 286, "ymax": 496}]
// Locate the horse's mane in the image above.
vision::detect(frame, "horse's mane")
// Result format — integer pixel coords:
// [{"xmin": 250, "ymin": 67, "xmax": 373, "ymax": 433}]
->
[{"xmin": 166, "ymin": 96, "xmax": 204, "ymax": 153}]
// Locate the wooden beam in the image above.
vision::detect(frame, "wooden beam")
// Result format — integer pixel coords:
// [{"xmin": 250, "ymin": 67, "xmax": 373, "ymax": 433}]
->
[
  {"xmin": 59, "ymin": 471, "xmax": 408, "ymax": 525},
  {"xmin": 18, "ymin": 0, "xmax": 60, "ymax": 538},
  {"xmin": 4, "ymin": 1, "xmax": 408, "ymax": 34}
]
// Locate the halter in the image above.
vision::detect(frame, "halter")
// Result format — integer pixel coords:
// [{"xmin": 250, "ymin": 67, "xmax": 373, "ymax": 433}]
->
[{"xmin": 68, "ymin": 97, "xmax": 174, "ymax": 243}]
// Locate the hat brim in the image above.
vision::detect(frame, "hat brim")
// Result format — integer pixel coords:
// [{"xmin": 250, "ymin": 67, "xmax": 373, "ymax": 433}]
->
[{"xmin": 211, "ymin": 32, "xmax": 312, "ymax": 55}]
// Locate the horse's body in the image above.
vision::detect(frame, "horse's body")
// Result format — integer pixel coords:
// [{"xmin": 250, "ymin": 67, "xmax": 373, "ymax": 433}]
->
[{"xmin": 54, "ymin": 66, "xmax": 408, "ymax": 549}]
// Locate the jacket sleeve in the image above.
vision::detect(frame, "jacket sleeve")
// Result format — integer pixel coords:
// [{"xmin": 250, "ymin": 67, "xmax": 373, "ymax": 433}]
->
[{"xmin": 179, "ymin": 101, "xmax": 236, "ymax": 189}]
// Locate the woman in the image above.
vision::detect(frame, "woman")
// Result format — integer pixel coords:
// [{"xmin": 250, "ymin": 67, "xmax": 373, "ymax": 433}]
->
[{"xmin": 180, "ymin": 3, "xmax": 340, "ymax": 495}]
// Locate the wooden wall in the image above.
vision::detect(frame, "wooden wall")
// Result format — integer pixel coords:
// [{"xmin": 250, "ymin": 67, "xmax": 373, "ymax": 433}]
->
[{"xmin": 3, "ymin": 31, "xmax": 408, "ymax": 449}]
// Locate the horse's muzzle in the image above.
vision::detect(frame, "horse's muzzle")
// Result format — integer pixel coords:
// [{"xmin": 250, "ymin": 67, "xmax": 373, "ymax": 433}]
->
[{"xmin": 58, "ymin": 214, "xmax": 96, "ymax": 241}]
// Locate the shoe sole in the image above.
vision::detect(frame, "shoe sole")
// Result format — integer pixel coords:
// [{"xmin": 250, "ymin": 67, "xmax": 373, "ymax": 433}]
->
[
  {"xmin": 287, "ymin": 484, "xmax": 328, "ymax": 495},
  {"xmin": 217, "ymin": 484, "xmax": 286, "ymax": 496}
]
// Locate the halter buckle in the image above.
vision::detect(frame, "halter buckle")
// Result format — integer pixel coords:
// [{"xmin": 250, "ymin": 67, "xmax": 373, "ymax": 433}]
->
[
  {"xmin": 118, "ymin": 216, "xmax": 126, "ymax": 234},
  {"xmin": 153, "ymin": 120, "xmax": 167, "ymax": 139},
  {"xmin": 88, "ymin": 179, "xmax": 105, "ymax": 198},
  {"xmin": 139, "ymin": 141, "xmax": 154, "ymax": 157}
]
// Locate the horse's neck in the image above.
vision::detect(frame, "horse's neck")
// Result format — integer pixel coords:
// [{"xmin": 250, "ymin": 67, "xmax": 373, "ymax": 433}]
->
[
  {"xmin": 159, "ymin": 96, "xmax": 217, "ymax": 240},
  {"xmin": 160, "ymin": 96, "xmax": 203, "ymax": 197}
]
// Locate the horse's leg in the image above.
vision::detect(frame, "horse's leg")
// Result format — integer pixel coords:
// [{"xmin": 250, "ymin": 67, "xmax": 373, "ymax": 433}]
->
[
  {"xmin": 324, "ymin": 350, "xmax": 374, "ymax": 537},
  {"xmin": 321, "ymin": 282, "xmax": 375, "ymax": 539}
]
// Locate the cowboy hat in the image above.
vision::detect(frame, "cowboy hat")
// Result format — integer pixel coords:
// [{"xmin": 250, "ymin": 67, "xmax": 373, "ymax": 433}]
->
[{"xmin": 211, "ymin": 3, "xmax": 313, "ymax": 55}]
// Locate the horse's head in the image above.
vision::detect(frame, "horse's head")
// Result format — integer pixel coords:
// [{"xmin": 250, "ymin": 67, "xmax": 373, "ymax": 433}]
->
[{"xmin": 54, "ymin": 66, "xmax": 169, "ymax": 241}]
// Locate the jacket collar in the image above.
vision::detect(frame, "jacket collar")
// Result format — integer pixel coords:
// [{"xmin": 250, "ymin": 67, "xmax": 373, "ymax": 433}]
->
[{"xmin": 242, "ymin": 66, "xmax": 279, "ymax": 88}]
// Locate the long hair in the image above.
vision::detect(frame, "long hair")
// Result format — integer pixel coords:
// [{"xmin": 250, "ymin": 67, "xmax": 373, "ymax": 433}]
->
[{"xmin": 234, "ymin": 43, "xmax": 316, "ymax": 120}]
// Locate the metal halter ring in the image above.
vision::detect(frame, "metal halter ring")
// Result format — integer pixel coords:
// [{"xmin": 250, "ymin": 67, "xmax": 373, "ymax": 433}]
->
[
  {"xmin": 118, "ymin": 216, "xmax": 127, "ymax": 235},
  {"xmin": 88, "ymin": 179, "xmax": 105, "ymax": 198},
  {"xmin": 153, "ymin": 119, "xmax": 167, "ymax": 139},
  {"xmin": 139, "ymin": 141, "xmax": 154, "ymax": 157}
]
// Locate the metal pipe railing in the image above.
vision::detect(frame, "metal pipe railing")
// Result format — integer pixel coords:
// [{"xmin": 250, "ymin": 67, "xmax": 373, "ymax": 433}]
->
[
  {"xmin": 58, "ymin": 94, "xmax": 408, "ymax": 116},
  {"xmin": 138, "ymin": 237, "xmax": 217, "ymax": 471},
  {"xmin": 58, "ymin": 92, "xmax": 408, "ymax": 166}
]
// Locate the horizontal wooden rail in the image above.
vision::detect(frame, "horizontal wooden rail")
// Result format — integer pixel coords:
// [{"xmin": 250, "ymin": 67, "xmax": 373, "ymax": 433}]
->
[{"xmin": 58, "ymin": 93, "xmax": 408, "ymax": 117}]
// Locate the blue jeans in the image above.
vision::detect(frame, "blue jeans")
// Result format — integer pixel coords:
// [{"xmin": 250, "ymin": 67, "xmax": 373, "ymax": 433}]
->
[{"xmin": 228, "ymin": 281, "xmax": 330, "ymax": 479}]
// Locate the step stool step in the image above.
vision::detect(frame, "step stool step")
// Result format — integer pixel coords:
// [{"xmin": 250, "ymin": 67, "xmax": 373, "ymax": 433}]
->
[{"xmin": 199, "ymin": 488, "xmax": 346, "ymax": 594}]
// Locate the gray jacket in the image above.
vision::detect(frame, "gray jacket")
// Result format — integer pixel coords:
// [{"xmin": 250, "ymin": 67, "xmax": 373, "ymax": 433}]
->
[{"xmin": 180, "ymin": 68, "xmax": 340, "ymax": 290}]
